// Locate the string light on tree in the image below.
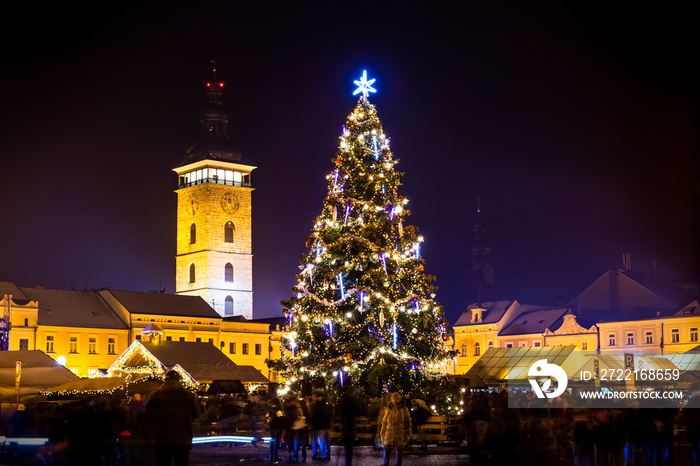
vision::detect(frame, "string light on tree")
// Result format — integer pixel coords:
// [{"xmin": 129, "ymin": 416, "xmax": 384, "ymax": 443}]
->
[{"xmin": 270, "ymin": 70, "xmax": 451, "ymax": 402}]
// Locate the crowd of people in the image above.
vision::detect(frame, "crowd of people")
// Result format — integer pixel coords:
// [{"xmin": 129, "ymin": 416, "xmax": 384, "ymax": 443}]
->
[
  {"xmin": 5, "ymin": 374, "xmax": 700, "ymax": 465},
  {"xmin": 264, "ymin": 387, "xmax": 427, "ymax": 466},
  {"xmin": 1, "ymin": 375, "xmax": 434, "ymax": 466}
]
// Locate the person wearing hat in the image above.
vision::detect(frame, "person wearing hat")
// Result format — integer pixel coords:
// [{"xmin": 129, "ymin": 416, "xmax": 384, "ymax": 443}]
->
[{"xmin": 145, "ymin": 370, "xmax": 201, "ymax": 466}]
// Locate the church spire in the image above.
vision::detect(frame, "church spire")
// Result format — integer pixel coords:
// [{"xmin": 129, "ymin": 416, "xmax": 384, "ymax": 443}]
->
[{"xmin": 471, "ymin": 197, "xmax": 494, "ymax": 291}]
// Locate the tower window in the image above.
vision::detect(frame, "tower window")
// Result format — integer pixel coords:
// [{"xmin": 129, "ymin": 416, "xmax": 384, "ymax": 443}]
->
[
  {"xmin": 225, "ymin": 221, "xmax": 235, "ymax": 243},
  {"xmin": 474, "ymin": 342, "xmax": 481, "ymax": 356},
  {"xmin": 225, "ymin": 263, "xmax": 234, "ymax": 282},
  {"xmin": 225, "ymin": 296, "xmax": 234, "ymax": 316},
  {"xmin": 19, "ymin": 339, "xmax": 29, "ymax": 351},
  {"xmin": 460, "ymin": 343, "xmax": 467, "ymax": 357},
  {"xmin": 189, "ymin": 264, "xmax": 195, "ymax": 283},
  {"xmin": 190, "ymin": 224, "xmax": 196, "ymax": 244}
]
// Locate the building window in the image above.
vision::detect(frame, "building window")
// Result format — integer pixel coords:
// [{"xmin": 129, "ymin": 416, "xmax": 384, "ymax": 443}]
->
[
  {"xmin": 190, "ymin": 223, "xmax": 196, "ymax": 244},
  {"xmin": 19, "ymin": 339, "xmax": 28, "ymax": 351},
  {"xmin": 627, "ymin": 333, "xmax": 634, "ymax": 345},
  {"xmin": 196, "ymin": 337, "xmax": 201, "ymax": 343},
  {"xmin": 225, "ymin": 296, "xmax": 234, "ymax": 316},
  {"xmin": 672, "ymin": 329, "xmax": 680, "ymax": 343},
  {"xmin": 88, "ymin": 337, "xmax": 97, "ymax": 354},
  {"xmin": 255, "ymin": 343, "xmax": 262, "ymax": 355},
  {"xmin": 488, "ymin": 340, "xmax": 494, "ymax": 349},
  {"xmin": 691, "ymin": 328, "xmax": 698, "ymax": 342},
  {"xmin": 23, "ymin": 318, "xmax": 28, "ymax": 326},
  {"xmin": 208, "ymin": 338, "xmax": 214, "ymax": 345},
  {"xmin": 609, "ymin": 334, "xmax": 616, "ymax": 346},
  {"xmin": 46, "ymin": 335, "xmax": 54, "ymax": 353},
  {"xmin": 179, "ymin": 337, "xmax": 185, "ymax": 342},
  {"xmin": 474, "ymin": 342, "xmax": 480, "ymax": 356},
  {"xmin": 534, "ymin": 341, "xmax": 541, "ymax": 347},
  {"xmin": 69, "ymin": 336, "xmax": 78, "ymax": 353},
  {"xmin": 242, "ymin": 343, "xmax": 249, "ymax": 355},
  {"xmin": 646, "ymin": 332, "xmax": 653, "ymax": 344},
  {"xmin": 135, "ymin": 335, "xmax": 142, "ymax": 340},
  {"xmin": 189, "ymin": 264, "xmax": 195, "ymax": 283},
  {"xmin": 166, "ymin": 336, "xmax": 172, "ymax": 341},
  {"xmin": 460, "ymin": 343, "xmax": 467, "ymax": 357},
  {"xmin": 225, "ymin": 263, "xmax": 234, "ymax": 282},
  {"xmin": 229, "ymin": 342, "xmax": 236, "ymax": 354},
  {"xmin": 225, "ymin": 222, "xmax": 235, "ymax": 243},
  {"xmin": 108, "ymin": 337, "xmax": 116, "ymax": 354},
  {"xmin": 505, "ymin": 343, "xmax": 513, "ymax": 348},
  {"xmin": 582, "ymin": 342, "xmax": 588, "ymax": 350}
]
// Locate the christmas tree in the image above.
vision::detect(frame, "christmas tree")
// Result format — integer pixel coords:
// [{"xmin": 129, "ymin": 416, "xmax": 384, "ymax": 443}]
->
[{"xmin": 274, "ymin": 71, "xmax": 451, "ymax": 399}]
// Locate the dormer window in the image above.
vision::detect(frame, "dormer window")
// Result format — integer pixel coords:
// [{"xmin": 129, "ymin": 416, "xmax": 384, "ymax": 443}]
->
[{"xmin": 471, "ymin": 307, "xmax": 486, "ymax": 323}]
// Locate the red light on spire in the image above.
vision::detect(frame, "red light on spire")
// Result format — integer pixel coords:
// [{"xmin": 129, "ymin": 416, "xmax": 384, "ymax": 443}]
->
[
  {"xmin": 219, "ymin": 82, "xmax": 224, "ymax": 88},
  {"xmin": 206, "ymin": 82, "xmax": 211, "ymax": 87}
]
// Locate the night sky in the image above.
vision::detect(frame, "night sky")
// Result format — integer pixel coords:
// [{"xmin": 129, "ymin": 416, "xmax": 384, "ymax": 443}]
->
[{"xmin": 1, "ymin": 3, "xmax": 697, "ymax": 325}]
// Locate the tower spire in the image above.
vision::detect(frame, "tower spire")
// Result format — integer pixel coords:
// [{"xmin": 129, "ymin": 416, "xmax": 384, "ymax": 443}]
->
[
  {"xmin": 471, "ymin": 197, "xmax": 495, "ymax": 295},
  {"xmin": 201, "ymin": 59, "xmax": 228, "ymax": 138}
]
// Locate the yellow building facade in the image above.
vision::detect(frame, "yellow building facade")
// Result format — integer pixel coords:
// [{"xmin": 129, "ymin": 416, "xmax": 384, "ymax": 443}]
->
[
  {"xmin": 1, "ymin": 283, "xmax": 287, "ymax": 378},
  {"xmin": 452, "ymin": 270, "xmax": 699, "ymax": 376}
]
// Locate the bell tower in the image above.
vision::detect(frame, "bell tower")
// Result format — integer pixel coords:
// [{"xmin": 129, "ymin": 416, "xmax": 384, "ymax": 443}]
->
[{"xmin": 174, "ymin": 62, "xmax": 255, "ymax": 318}]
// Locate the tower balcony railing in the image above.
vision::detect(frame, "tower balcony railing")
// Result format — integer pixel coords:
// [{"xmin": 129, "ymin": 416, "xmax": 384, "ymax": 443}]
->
[{"xmin": 179, "ymin": 177, "xmax": 251, "ymax": 189}]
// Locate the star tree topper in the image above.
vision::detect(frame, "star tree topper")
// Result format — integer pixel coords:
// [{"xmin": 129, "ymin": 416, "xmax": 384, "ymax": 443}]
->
[{"xmin": 353, "ymin": 70, "xmax": 377, "ymax": 98}]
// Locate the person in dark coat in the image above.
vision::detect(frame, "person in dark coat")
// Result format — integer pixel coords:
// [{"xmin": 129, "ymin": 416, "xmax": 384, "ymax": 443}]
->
[
  {"xmin": 411, "ymin": 399, "xmax": 431, "ymax": 450},
  {"xmin": 310, "ymin": 391, "xmax": 332, "ymax": 460},
  {"xmin": 267, "ymin": 398, "xmax": 286, "ymax": 464},
  {"xmin": 145, "ymin": 370, "xmax": 201, "ymax": 466},
  {"xmin": 10, "ymin": 404, "xmax": 33, "ymax": 437},
  {"xmin": 337, "ymin": 385, "xmax": 363, "ymax": 466}
]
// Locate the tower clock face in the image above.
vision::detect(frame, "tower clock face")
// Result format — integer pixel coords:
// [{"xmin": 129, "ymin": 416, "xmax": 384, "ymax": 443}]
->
[
  {"xmin": 221, "ymin": 192, "xmax": 240, "ymax": 214},
  {"xmin": 187, "ymin": 194, "xmax": 200, "ymax": 216}
]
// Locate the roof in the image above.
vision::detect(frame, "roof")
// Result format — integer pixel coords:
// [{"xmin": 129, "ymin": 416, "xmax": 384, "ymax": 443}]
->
[
  {"xmin": 177, "ymin": 363, "xmax": 269, "ymax": 384},
  {"xmin": 499, "ymin": 307, "xmax": 570, "ymax": 336},
  {"xmin": 19, "ymin": 287, "xmax": 128, "ymax": 329},
  {"xmin": 464, "ymin": 346, "xmax": 587, "ymax": 384},
  {"xmin": 107, "ymin": 290, "xmax": 220, "ymax": 319},
  {"xmin": 45, "ymin": 377, "xmax": 127, "ymax": 394},
  {"xmin": 0, "ymin": 350, "xmax": 79, "ymax": 390},
  {"xmin": 675, "ymin": 300, "xmax": 700, "ymax": 317},
  {"xmin": 654, "ymin": 352, "xmax": 700, "ymax": 371},
  {"xmin": 0, "ymin": 282, "xmax": 28, "ymax": 301},
  {"xmin": 246, "ymin": 316, "xmax": 288, "ymax": 330},
  {"xmin": 597, "ymin": 306, "xmax": 679, "ymax": 322},
  {"xmin": 622, "ymin": 270, "xmax": 693, "ymax": 302},
  {"xmin": 140, "ymin": 341, "xmax": 233, "ymax": 367},
  {"xmin": 142, "ymin": 341, "xmax": 268, "ymax": 383},
  {"xmin": 206, "ymin": 379, "xmax": 247, "ymax": 394},
  {"xmin": 112, "ymin": 341, "xmax": 268, "ymax": 384},
  {"xmin": 453, "ymin": 300, "xmax": 515, "ymax": 326}
]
